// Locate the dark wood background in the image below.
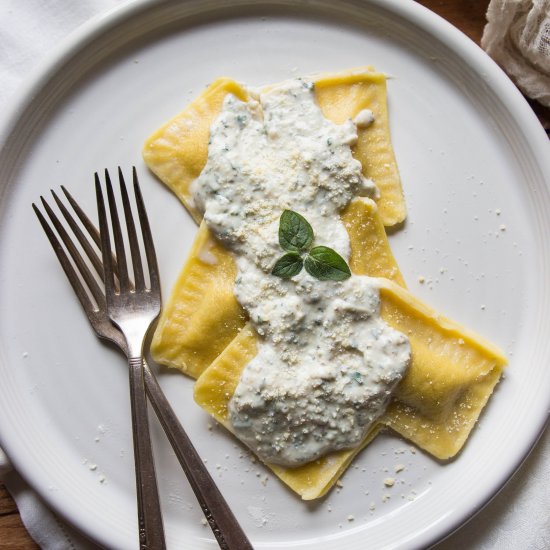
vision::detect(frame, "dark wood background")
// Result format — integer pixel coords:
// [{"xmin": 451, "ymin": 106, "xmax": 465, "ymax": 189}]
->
[{"xmin": 1, "ymin": 0, "xmax": 547, "ymax": 548}]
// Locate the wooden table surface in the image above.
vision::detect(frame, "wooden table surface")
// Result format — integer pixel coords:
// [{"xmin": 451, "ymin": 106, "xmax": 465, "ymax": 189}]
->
[{"xmin": 1, "ymin": 1, "xmax": 547, "ymax": 548}]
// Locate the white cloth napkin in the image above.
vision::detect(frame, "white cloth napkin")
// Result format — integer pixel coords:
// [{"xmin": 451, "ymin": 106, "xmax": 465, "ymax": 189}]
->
[
  {"xmin": 0, "ymin": 1, "xmax": 549, "ymax": 549},
  {"xmin": 0, "ymin": 447, "xmax": 99, "ymax": 548},
  {"xmin": 482, "ymin": 0, "xmax": 550, "ymax": 108}
]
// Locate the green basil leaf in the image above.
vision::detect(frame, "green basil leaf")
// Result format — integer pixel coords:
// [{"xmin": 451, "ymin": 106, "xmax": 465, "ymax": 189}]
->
[
  {"xmin": 271, "ymin": 252, "xmax": 304, "ymax": 279},
  {"xmin": 304, "ymin": 246, "xmax": 351, "ymax": 281},
  {"xmin": 279, "ymin": 210, "xmax": 314, "ymax": 252}
]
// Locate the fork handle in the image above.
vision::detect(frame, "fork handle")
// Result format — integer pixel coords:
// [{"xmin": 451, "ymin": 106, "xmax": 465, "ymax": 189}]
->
[
  {"xmin": 129, "ymin": 357, "xmax": 166, "ymax": 550},
  {"xmin": 142, "ymin": 362, "xmax": 254, "ymax": 550}
]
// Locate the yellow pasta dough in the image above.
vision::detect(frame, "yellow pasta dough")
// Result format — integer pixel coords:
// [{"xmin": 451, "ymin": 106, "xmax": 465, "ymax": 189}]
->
[{"xmin": 143, "ymin": 78, "xmax": 250, "ymax": 224}]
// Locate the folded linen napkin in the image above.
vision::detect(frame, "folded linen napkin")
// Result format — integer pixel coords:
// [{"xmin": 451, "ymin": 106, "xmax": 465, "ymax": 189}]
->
[
  {"xmin": 482, "ymin": 0, "xmax": 550, "ymax": 107},
  {"xmin": 0, "ymin": 449, "xmax": 99, "ymax": 549}
]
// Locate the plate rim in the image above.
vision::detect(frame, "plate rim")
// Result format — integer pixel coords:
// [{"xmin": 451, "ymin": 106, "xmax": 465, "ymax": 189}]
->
[{"xmin": 0, "ymin": 0, "xmax": 549, "ymax": 548}]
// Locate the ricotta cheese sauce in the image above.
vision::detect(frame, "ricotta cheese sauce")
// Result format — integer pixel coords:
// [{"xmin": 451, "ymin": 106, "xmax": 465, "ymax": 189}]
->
[{"xmin": 191, "ymin": 79, "xmax": 410, "ymax": 467}]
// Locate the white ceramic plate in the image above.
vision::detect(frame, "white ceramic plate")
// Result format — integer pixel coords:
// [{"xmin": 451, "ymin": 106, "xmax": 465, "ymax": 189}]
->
[{"xmin": 1, "ymin": 1, "xmax": 549, "ymax": 548}]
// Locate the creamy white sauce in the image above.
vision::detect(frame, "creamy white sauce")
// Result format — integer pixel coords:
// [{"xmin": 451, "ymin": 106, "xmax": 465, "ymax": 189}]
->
[
  {"xmin": 191, "ymin": 79, "xmax": 410, "ymax": 467},
  {"xmin": 354, "ymin": 108, "xmax": 375, "ymax": 128}
]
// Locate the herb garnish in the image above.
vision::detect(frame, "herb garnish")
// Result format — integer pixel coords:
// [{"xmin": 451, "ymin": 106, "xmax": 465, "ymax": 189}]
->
[
  {"xmin": 278, "ymin": 210, "xmax": 313, "ymax": 253},
  {"xmin": 272, "ymin": 210, "xmax": 351, "ymax": 281},
  {"xmin": 271, "ymin": 253, "xmax": 303, "ymax": 278}
]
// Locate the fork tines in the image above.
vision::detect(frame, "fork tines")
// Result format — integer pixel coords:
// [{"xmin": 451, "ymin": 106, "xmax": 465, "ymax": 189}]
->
[
  {"xmin": 33, "ymin": 168, "xmax": 156, "ymax": 312},
  {"xmin": 33, "ymin": 187, "xmax": 106, "ymax": 315},
  {"xmin": 95, "ymin": 167, "xmax": 159, "ymax": 298}
]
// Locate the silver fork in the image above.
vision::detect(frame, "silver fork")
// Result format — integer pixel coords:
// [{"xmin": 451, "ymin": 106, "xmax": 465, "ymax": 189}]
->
[
  {"xmin": 95, "ymin": 169, "xmax": 165, "ymax": 550},
  {"xmin": 33, "ymin": 168, "xmax": 253, "ymax": 550}
]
